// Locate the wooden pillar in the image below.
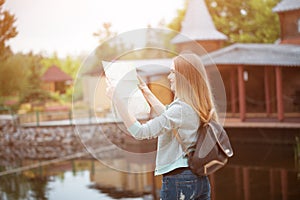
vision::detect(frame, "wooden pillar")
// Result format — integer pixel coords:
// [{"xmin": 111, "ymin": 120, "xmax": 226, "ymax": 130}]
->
[
  {"xmin": 235, "ymin": 167, "xmax": 242, "ymax": 200},
  {"xmin": 275, "ymin": 67, "xmax": 284, "ymax": 121},
  {"xmin": 242, "ymin": 167, "xmax": 250, "ymax": 200},
  {"xmin": 209, "ymin": 174, "xmax": 216, "ymax": 200},
  {"xmin": 280, "ymin": 169, "xmax": 288, "ymax": 200},
  {"xmin": 269, "ymin": 169, "xmax": 276, "ymax": 200},
  {"xmin": 264, "ymin": 66, "xmax": 272, "ymax": 117},
  {"xmin": 231, "ymin": 68, "xmax": 237, "ymax": 115},
  {"xmin": 151, "ymin": 172, "xmax": 157, "ymax": 200},
  {"xmin": 238, "ymin": 65, "xmax": 246, "ymax": 121}
]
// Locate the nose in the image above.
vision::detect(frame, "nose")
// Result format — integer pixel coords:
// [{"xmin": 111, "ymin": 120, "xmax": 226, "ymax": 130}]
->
[
  {"xmin": 168, "ymin": 72, "xmax": 171, "ymax": 80},
  {"xmin": 168, "ymin": 70, "xmax": 174, "ymax": 80}
]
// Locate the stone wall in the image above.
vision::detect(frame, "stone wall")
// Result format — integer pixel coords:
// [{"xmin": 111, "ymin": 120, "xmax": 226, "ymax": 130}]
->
[{"xmin": 0, "ymin": 118, "xmax": 157, "ymax": 166}]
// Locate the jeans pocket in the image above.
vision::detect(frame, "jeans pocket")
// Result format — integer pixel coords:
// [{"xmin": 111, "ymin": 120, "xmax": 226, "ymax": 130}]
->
[
  {"xmin": 175, "ymin": 179, "xmax": 198, "ymax": 199},
  {"xmin": 198, "ymin": 177, "xmax": 211, "ymax": 200}
]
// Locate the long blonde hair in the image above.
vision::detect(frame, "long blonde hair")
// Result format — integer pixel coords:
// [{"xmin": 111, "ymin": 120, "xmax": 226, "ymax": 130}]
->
[{"xmin": 173, "ymin": 54, "xmax": 218, "ymax": 126}]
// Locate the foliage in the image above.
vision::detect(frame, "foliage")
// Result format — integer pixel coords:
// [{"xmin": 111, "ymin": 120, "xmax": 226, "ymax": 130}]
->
[
  {"xmin": 167, "ymin": 0, "xmax": 281, "ymax": 44},
  {"xmin": 19, "ymin": 53, "xmax": 51, "ymax": 105},
  {"xmin": 0, "ymin": 0, "xmax": 18, "ymax": 59},
  {"xmin": 93, "ymin": 23, "xmax": 177, "ymax": 63},
  {"xmin": 49, "ymin": 87, "xmax": 73, "ymax": 104},
  {"xmin": 140, "ymin": 27, "xmax": 177, "ymax": 59},
  {"xmin": 0, "ymin": 53, "xmax": 53, "ymax": 110},
  {"xmin": 167, "ymin": 0, "xmax": 188, "ymax": 32},
  {"xmin": 41, "ymin": 53, "xmax": 81, "ymax": 79},
  {"xmin": 0, "ymin": 51, "xmax": 82, "ymax": 111},
  {"xmin": 0, "ymin": 54, "xmax": 29, "ymax": 98},
  {"xmin": 206, "ymin": 0, "xmax": 280, "ymax": 44},
  {"xmin": 93, "ymin": 23, "xmax": 130, "ymax": 61}
]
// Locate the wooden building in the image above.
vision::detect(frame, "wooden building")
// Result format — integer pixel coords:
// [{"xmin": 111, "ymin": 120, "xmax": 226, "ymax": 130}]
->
[
  {"xmin": 273, "ymin": 0, "xmax": 300, "ymax": 45},
  {"xmin": 202, "ymin": 44, "xmax": 300, "ymax": 122},
  {"xmin": 41, "ymin": 65, "xmax": 73, "ymax": 94},
  {"xmin": 173, "ymin": 0, "xmax": 300, "ymax": 122}
]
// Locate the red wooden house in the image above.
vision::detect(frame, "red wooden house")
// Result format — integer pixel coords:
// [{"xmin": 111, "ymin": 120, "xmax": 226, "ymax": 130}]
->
[{"xmin": 41, "ymin": 65, "xmax": 73, "ymax": 94}]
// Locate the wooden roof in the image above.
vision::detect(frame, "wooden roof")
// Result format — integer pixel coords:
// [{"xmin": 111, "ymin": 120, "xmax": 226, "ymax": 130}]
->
[
  {"xmin": 273, "ymin": 0, "xmax": 300, "ymax": 13},
  {"xmin": 172, "ymin": 0, "xmax": 227, "ymax": 44},
  {"xmin": 41, "ymin": 65, "xmax": 73, "ymax": 82},
  {"xmin": 85, "ymin": 43, "xmax": 300, "ymax": 79},
  {"xmin": 201, "ymin": 43, "xmax": 300, "ymax": 67}
]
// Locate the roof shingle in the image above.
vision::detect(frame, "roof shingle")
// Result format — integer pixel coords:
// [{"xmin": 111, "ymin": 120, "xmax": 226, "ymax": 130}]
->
[
  {"xmin": 273, "ymin": 0, "xmax": 300, "ymax": 13},
  {"xmin": 41, "ymin": 65, "xmax": 73, "ymax": 82},
  {"xmin": 202, "ymin": 43, "xmax": 300, "ymax": 67}
]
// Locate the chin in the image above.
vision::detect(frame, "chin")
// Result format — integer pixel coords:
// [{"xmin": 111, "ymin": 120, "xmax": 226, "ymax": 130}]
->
[{"xmin": 170, "ymin": 86, "xmax": 175, "ymax": 92}]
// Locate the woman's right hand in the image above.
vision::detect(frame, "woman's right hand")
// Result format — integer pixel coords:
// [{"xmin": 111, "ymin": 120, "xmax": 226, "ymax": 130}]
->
[
  {"xmin": 137, "ymin": 75, "xmax": 152, "ymax": 97},
  {"xmin": 137, "ymin": 74, "xmax": 166, "ymax": 115}
]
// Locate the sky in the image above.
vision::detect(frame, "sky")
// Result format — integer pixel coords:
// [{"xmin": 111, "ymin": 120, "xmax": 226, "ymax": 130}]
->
[{"xmin": 4, "ymin": 0, "xmax": 185, "ymax": 58}]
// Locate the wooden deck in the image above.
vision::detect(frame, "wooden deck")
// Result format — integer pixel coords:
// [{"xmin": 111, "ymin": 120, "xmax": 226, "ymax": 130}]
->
[
  {"xmin": 223, "ymin": 112, "xmax": 300, "ymax": 128},
  {"xmin": 224, "ymin": 118, "xmax": 300, "ymax": 129}
]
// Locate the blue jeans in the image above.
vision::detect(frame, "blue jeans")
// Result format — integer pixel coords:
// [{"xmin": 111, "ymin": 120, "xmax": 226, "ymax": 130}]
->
[{"xmin": 160, "ymin": 169, "xmax": 211, "ymax": 200}]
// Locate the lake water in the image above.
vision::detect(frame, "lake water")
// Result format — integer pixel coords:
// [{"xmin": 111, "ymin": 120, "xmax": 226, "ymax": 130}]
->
[{"xmin": 1, "ymin": 129, "xmax": 300, "ymax": 200}]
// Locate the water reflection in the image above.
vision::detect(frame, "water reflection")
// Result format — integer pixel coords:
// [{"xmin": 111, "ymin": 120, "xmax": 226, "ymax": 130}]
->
[
  {"xmin": 0, "ymin": 132, "xmax": 299, "ymax": 200},
  {"xmin": 48, "ymin": 171, "xmax": 123, "ymax": 200},
  {"xmin": 0, "ymin": 159, "xmax": 151, "ymax": 200}
]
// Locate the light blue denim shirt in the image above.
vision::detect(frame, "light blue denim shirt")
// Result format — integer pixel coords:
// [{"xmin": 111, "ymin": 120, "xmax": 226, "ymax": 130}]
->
[{"xmin": 127, "ymin": 98, "xmax": 200, "ymax": 176}]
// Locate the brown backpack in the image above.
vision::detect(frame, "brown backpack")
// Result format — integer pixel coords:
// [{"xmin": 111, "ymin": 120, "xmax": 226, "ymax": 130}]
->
[{"xmin": 173, "ymin": 120, "xmax": 234, "ymax": 176}]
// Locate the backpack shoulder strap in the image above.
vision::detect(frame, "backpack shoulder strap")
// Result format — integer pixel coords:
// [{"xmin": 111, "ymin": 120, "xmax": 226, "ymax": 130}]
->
[{"xmin": 172, "ymin": 129, "xmax": 190, "ymax": 156}]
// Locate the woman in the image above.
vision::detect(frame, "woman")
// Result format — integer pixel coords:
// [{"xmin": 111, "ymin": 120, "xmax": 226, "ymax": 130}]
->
[{"xmin": 106, "ymin": 53, "xmax": 218, "ymax": 200}]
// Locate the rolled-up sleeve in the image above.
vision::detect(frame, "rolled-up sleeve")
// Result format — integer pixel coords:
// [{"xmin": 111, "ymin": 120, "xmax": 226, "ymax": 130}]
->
[
  {"xmin": 127, "ymin": 121, "xmax": 142, "ymax": 136},
  {"xmin": 127, "ymin": 100, "xmax": 184, "ymax": 140}
]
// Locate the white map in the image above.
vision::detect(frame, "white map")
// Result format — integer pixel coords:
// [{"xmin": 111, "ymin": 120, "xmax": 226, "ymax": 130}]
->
[{"xmin": 102, "ymin": 61, "xmax": 150, "ymax": 117}]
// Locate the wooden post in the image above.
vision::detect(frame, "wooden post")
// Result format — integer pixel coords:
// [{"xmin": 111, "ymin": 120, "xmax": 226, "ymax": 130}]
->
[
  {"xmin": 151, "ymin": 172, "xmax": 157, "ymax": 200},
  {"xmin": 209, "ymin": 174, "xmax": 216, "ymax": 200},
  {"xmin": 235, "ymin": 167, "xmax": 242, "ymax": 200},
  {"xmin": 264, "ymin": 66, "xmax": 272, "ymax": 117},
  {"xmin": 69, "ymin": 110, "xmax": 72, "ymax": 125},
  {"xmin": 36, "ymin": 111, "xmax": 40, "ymax": 126},
  {"xmin": 280, "ymin": 169, "xmax": 288, "ymax": 200},
  {"xmin": 242, "ymin": 167, "xmax": 250, "ymax": 200},
  {"xmin": 231, "ymin": 69, "xmax": 237, "ymax": 115},
  {"xmin": 275, "ymin": 67, "xmax": 284, "ymax": 121},
  {"xmin": 269, "ymin": 169, "xmax": 276, "ymax": 200},
  {"xmin": 238, "ymin": 65, "xmax": 246, "ymax": 121}
]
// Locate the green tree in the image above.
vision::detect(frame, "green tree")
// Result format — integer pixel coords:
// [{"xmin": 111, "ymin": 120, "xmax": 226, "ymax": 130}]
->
[
  {"xmin": 167, "ymin": 0, "xmax": 188, "ymax": 32},
  {"xmin": 134, "ymin": 26, "xmax": 177, "ymax": 59},
  {"xmin": 93, "ymin": 22, "xmax": 130, "ymax": 61},
  {"xmin": 0, "ymin": 54, "xmax": 30, "ymax": 106},
  {"xmin": 206, "ymin": 0, "xmax": 280, "ymax": 43},
  {"xmin": 0, "ymin": 0, "xmax": 18, "ymax": 59},
  {"xmin": 0, "ymin": 53, "xmax": 50, "ymax": 111},
  {"xmin": 19, "ymin": 53, "xmax": 50, "ymax": 105}
]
